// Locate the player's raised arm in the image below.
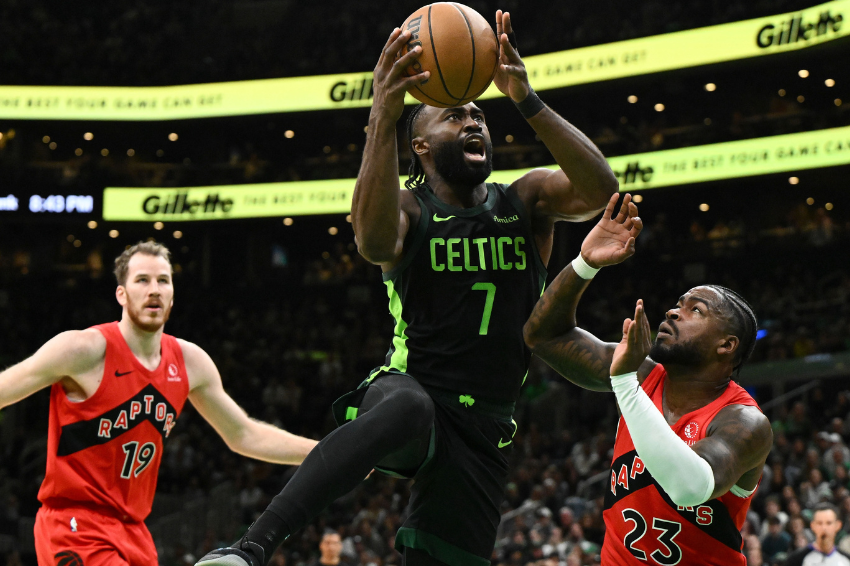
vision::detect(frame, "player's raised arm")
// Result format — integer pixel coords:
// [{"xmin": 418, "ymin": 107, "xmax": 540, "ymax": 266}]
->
[
  {"xmin": 351, "ymin": 28, "xmax": 430, "ymax": 266},
  {"xmin": 181, "ymin": 340, "xmax": 317, "ymax": 466},
  {"xmin": 524, "ymin": 194, "xmax": 647, "ymax": 391},
  {"xmin": 494, "ymin": 10, "xmax": 618, "ymax": 221},
  {"xmin": 0, "ymin": 329, "xmax": 105, "ymax": 410}
]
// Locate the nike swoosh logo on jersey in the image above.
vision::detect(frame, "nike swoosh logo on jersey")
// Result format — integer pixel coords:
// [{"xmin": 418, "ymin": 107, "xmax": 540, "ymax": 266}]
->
[
  {"xmin": 433, "ymin": 213, "xmax": 456, "ymax": 222},
  {"xmin": 498, "ymin": 439, "xmax": 512, "ymax": 448},
  {"xmin": 115, "ymin": 370, "xmax": 133, "ymax": 377}
]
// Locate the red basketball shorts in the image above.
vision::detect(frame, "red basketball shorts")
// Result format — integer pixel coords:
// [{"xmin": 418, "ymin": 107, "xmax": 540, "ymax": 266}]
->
[{"xmin": 34, "ymin": 506, "xmax": 157, "ymax": 566}]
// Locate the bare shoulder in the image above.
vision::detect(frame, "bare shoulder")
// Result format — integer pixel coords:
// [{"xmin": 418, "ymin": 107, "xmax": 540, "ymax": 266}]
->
[
  {"xmin": 176, "ymin": 338, "xmax": 214, "ymax": 367},
  {"xmin": 55, "ymin": 329, "xmax": 107, "ymax": 371},
  {"xmin": 176, "ymin": 339, "xmax": 219, "ymax": 388},
  {"xmin": 708, "ymin": 404, "xmax": 773, "ymax": 450},
  {"xmin": 510, "ymin": 168, "xmax": 554, "ymax": 201}
]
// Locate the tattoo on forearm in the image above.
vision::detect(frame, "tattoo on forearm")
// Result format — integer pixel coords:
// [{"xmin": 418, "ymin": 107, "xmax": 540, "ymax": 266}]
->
[{"xmin": 535, "ymin": 330, "xmax": 614, "ymax": 390}]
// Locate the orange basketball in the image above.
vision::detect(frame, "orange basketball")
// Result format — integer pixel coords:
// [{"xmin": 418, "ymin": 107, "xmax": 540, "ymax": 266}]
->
[{"xmin": 399, "ymin": 3, "xmax": 499, "ymax": 108}]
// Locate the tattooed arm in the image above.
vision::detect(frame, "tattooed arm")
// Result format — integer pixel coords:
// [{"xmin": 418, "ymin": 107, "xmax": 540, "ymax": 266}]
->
[
  {"xmin": 694, "ymin": 404, "xmax": 773, "ymax": 495},
  {"xmin": 523, "ymin": 194, "xmax": 652, "ymax": 391}
]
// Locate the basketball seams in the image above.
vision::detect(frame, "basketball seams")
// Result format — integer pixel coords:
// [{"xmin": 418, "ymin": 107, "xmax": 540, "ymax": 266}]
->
[
  {"xmin": 412, "ymin": 84, "xmax": 457, "ymax": 107},
  {"xmin": 452, "ymin": 3, "xmax": 476, "ymax": 102},
  {"xmin": 427, "ymin": 5, "xmax": 461, "ymax": 105}
]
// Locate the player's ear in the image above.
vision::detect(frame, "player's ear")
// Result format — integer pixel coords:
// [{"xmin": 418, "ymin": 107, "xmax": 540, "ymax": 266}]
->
[
  {"xmin": 412, "ymin": 135, "xmax": 429, "ymax": 156},
  {"xmin": 116, "ymin": 285, "xmax": 127, "ymax": 306},
  {"xmin": 717, "ymin": 334, "xmax": 739, "ymax": 358}
]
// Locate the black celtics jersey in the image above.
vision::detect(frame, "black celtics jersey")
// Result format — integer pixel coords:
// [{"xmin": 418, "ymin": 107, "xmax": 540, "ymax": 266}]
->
[{"xmin": 373, "ymin": 183, "xmax": 547, "ymax": 403}]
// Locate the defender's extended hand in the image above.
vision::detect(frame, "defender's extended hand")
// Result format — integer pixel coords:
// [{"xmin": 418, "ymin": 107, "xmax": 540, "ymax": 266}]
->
[
  {"xmin": 611, "ymin": 299, "xmax": 653, "ymax": 376},
  {"xmin": 372, "ymin": 28, "xmax": 430, "ymax": 123},
  {"xmin": 580, "ymin": 193, "xmax": 643, "ymax": 269},
  {"xmin": 494, "ymin": 10, "xmax": 530, "ymax": 103}
]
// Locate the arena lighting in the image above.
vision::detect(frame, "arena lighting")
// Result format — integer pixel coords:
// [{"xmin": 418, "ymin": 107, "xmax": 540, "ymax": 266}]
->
[
  {"xmin": 284, "ymin": 130, "xmax": 295, "ymax": 139},
  {"xmin": 328, "ymin": 227, "xmax": 338, "ymax": 235},
  {"xmin": 345, "ymin": 214, "xmax": 352, "ymax": 223},
  {"xmin": 505, "ymin": 135, "xmax": 514, "ymax": 143},
  {"xmin": 49, "ymin": 142, "xmax": 57, "ymax": 149},
  {"xmin": 87, "ymin": 220, "xmax": 97, "ymax": 229},
  {"xmin": 323, "ymin": 146, "xmax": 331, "ymax": 154},
  {"xmin": 799, "ymin": 69, "xmax": 810, "ymax": 78},
  {"xmin": 66, "ymin": 235, "xmax": 74, "ymax": 242},
  {"xmin": 778, "ymin": 89, "xmax": 787, "ymax": 96},
  {"xmin": 654, "ymin": 103, "xmax": 665, "ymax": 111},
  {"xmin": 173, "ymin": 230, "xmax": 183, "ymax": 239},
  {"xmin": 2, "ymin": 0, "xmax": 848, "ymax": 120},
  {"xmin": 73, "ymin": 239, "xmax": 81, "ymax": 248},
  {"xmin": 807, "ymin": 197, "xmax": 815, "ymax": 205},
  {"xmin": 83, "ymin": 132, "xmax": 93, "ymax": 140},
  {"xmin": 789, "ymin": 176, "xmax": 800, "ymax": 184},
  {"xmin": 127, "ymin": 149, "xmax": 135, "ymax": 156},
  {"xmin": 836, "ymin": 99, "xmax": 843, "ymax": 106},
  {"xmin": 74, "ymin": 148, "xmax": 82, "ymax": 156},
  {"xmin": 109, "ymin": 230, "xmax": 119, "ymax": 238},
  {"xmin": 153, "ymin": 222, "xmax": 164, "ymax": 230},
  {"xmin": 826, "ymin": 78, "xmax": 836, "ymax": 86},
  {"xmin": 699, "ymin": 203, "xmax": 710, "ymax": 211},
  {"xmin": 797, "ymin": 95, "xmax": 805, "ymax": 102},
  {"xmin": 100, "ymin": 148, "xmax": 109, "ymax": 156},
  {"xmin": 283, "ymin": 218, "xmax": 294, "ymax": 226},
  {"xmin": 704, "ymin": 83, "xmax": 717, "ymax": 91},
  {"xmin": 627, "ymin": 95, "xmax": 638, "ymax": 103},
  {"xmin": 103, "ymin": 125, "xmax": 850, "ymax": 221},
  {"xmin": 168, "ymin": 133, "xmax": 178, "ymax": 141},
  {"xmin": 42, "ymin": 136, "xmax": 49, "ymax": 143},
  {"xmin": 826, "ymin": 202, "xmax": 834, "ymax": 210},
  {"xmin": 704, "ymin": 118, "xmax": 712, "ymax": 125},
  {"xmin": 632, "ymin": 195, "xmax": 644, "ymax": 203}
]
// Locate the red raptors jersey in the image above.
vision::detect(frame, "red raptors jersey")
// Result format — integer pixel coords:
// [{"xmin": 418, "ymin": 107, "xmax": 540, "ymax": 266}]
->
[
  {"xmin": 602, "ymin": 364, "xmax": 760, "ymax": 566},
  {"xmin": 38, "ymin": 322, "xmax": 189, "ymax": 522}
]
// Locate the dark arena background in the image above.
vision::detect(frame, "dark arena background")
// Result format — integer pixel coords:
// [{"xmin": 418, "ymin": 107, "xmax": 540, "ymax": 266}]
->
[{"xmin": 1, "ymin": 1, "xmax": 850, "ymax": 565}]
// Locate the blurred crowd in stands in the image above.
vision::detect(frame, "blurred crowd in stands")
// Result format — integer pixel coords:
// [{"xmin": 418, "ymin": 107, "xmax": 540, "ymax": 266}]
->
[{"xmin": 0, "ymin": 196, "xmax": 847, "ymax": 565}]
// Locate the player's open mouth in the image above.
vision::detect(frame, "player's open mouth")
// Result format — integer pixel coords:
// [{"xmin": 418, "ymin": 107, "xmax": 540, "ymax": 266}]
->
[
  {"xmin": 657, "ymin": 322, "xmax": 674, "ymax": 337},
  {"xmin": 463, "ymin": 136, "xmax": 486, "ymax": 162}
]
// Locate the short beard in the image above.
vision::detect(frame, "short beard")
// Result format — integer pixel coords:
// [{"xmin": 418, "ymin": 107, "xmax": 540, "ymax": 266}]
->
[
  {"xmin": 430, "ymin": 138, "xmax": 493, "ymax": 187},
  {"xmin": 127, "ymin": 301, "xmax": 171, "ymax": 333},
  {"xmin": 649, "ymin": 338, "xmax": 704, "ymax": 367}
]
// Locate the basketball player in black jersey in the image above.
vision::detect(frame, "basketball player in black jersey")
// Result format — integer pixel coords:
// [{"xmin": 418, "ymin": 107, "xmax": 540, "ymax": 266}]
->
[{"xmin": 198, "ymin": 11, "xmax": 617, "ymax": 566}]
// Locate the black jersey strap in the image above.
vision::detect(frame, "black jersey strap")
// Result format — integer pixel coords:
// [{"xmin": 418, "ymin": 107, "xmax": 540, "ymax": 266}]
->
[
  {"xmin": 383, "ymin": 192, "xmax": 430, "ymax": 282},
  {"xmin": 499, "ymin": 183, "xmax": 548, "ymax": 292}
]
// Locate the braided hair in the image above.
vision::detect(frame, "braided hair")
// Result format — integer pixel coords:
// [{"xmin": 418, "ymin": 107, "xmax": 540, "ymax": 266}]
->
[
  {"xmin": 404, "ymin": 103, "xmax": 428, "ymax": 191},
  {"xmin": 705, "ymin": 285, "xmax": 758, "ymax": 376}
]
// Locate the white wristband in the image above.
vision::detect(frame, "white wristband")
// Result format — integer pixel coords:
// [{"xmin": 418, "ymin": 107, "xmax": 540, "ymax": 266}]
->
[{"xmin": 571, "ymin": 254, "xmax": 600, "ymax": 280}]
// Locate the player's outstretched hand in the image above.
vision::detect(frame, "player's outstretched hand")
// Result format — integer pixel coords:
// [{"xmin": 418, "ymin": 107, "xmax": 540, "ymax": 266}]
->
[
  {"xmin": 494, "ymin": 10, "xmax": 530, "ymax": 103},
  {"xmin": 372, "ymin": 28, "xmax": 430, "ymax": 123},
  {"xmin": 580, "ymin": 193, "xmax": 643, "ymax": 269},
  {"xmin": 611, "ymin": 299, "xmax": 653, "ymax": 376}
]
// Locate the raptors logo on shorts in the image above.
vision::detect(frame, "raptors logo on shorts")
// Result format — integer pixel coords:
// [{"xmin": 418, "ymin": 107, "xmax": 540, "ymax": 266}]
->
[{"xmin": 54, "ymin": 550, "xmax": 84, "ymax": 566}]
